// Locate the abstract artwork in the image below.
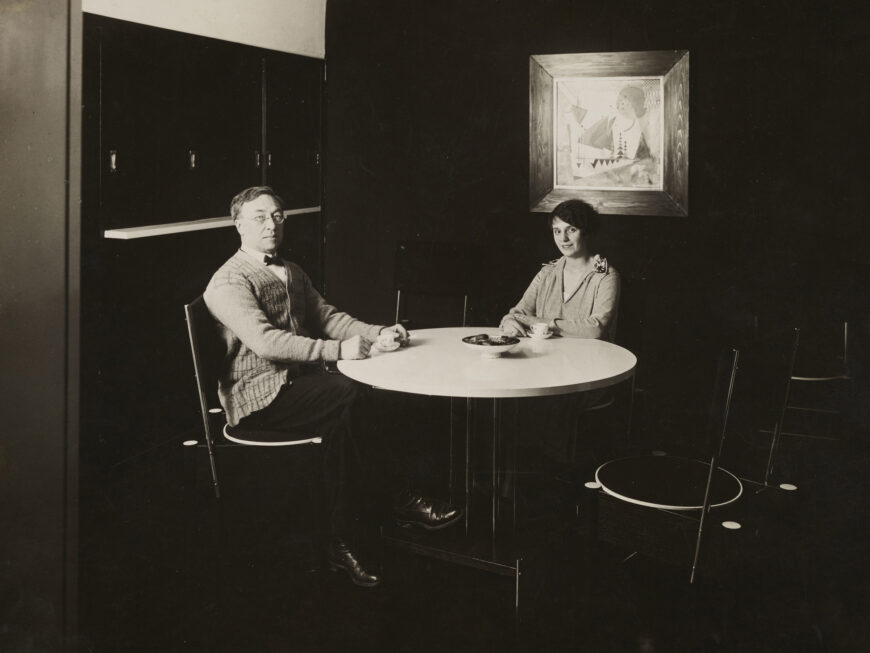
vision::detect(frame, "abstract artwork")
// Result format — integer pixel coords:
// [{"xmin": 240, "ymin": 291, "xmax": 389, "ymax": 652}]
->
[{"xmin": 530, "ymin": 50, "xmax": 689, "ymax": 216}]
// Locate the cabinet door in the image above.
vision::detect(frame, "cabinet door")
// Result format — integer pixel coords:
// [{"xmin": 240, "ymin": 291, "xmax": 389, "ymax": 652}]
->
[
  {"xmin": 179, "ymin": 36, "xmax": 262, "ymax": 220},
  {"xmin": 94, "ymin": 16, "xmax": 188, "ymax": 228},
  {"xmin": 90, "ymin": 15, "xmax": 264, "ymax": 228},
  {"xmin": 263, "ymin": 53, "xmax": 323, "ymax": 208}
]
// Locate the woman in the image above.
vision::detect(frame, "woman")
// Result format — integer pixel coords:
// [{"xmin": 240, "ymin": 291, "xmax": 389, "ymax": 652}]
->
[
  {"xmin": 500, "ymin": 199, "xmax": 620, "ymax": 341},
  {"xmin": 499, "ymin": 199, "xmax": 622, "ymax": 475}
]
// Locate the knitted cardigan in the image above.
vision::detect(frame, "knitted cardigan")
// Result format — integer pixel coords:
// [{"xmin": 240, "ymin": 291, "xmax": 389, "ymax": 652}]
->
[
  {"xmin": 204, "ymin": 251, "xmax": 383, "ymax": 425},
  {"xmin": 508, "ymin": 256, "xmax": 620, "ymax": 341}
]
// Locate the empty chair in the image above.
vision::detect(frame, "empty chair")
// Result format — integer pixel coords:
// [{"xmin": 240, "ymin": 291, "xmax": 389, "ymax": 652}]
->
[
  {"xmin": 394, "ymin": 241, "xmax": 477, "ymax": 329},
  {"xmin": 393, "ymin": 241, "xmax": 477, "ymax": 499},
  {"xmin": 720, "ymin": 326, "xmax": 801, "ymax": 487},
  {"xmin": 184, "ymin": 295, "xmax": 322, "ymax": 499},
  {"xmin": 568, "ymin": 274, "xmax": 647, "ymax": 467},
  {"xmin": 783, "ymin": 320, "xmax": 854, "ymax": 443},
  {"xmin": 592, "ymin": 347, "xmax": 741, "ymax": 583}
]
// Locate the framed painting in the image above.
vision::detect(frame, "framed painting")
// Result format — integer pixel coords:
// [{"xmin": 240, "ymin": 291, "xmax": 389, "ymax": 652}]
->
[{"xmin": 530, "ymin": 50, "xmax": 689, "ymax": 216}]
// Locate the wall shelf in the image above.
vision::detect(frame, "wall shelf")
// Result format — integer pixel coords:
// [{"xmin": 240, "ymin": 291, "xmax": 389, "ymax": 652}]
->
[{"xmin": 103, "ymin": 205, "xmax": 321, "ymax": 239}]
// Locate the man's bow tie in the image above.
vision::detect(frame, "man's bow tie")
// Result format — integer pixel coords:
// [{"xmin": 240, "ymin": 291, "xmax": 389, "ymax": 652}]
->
[{"xmin": 263, "ymin": 254, "xmax": 281, "ymax": 266}]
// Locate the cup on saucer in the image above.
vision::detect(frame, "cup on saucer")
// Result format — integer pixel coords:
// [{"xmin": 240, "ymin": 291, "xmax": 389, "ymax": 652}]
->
[
  {"xmin": 529, "ymin": 322, "xmax": 552, "ymax": 339},
  {"xmin": 377, "ymin": 330, "xmax": 401, "ymax": 351}
]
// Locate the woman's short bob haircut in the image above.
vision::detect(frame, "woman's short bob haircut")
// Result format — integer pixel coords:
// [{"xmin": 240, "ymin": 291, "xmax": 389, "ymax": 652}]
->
[{"xmin": 550, "ymin": 199, "xmax": 600, "ymax": 237}]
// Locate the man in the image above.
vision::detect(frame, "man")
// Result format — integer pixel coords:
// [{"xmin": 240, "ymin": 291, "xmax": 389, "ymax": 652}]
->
[{"xmin": 204, "ymin": 186, "xmax": 461, "ymax": 587}]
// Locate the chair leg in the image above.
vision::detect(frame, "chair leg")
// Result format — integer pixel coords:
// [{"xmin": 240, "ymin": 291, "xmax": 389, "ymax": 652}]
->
[
  {"xmin": 207, "ymin": 444, "xmax": 221, "ymax": 499},
  {"xmin": 305, "ymin": 466, "xmax": 324, "ymax": 572},
  {"xmin": 690, "ymin": 456, "xmax": 717, "ymax": 584},
  {"xmin": 569, "ymin": 408, "xmax": 580, "ymax": 465},
  {"xmin": 203, "ymin": 411, "xmax": 223, "ymax": 499},
  {"xmin": 764, "ymin": 421, "xmax": 784, "ymax": 486},
  {"xmin": 626, "ymin": 374, "xmax": 637, "ymax": 441}
]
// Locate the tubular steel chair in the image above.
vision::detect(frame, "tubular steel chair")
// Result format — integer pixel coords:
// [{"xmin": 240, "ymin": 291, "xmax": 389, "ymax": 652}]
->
[
  {"xmin": 717, "ymin": 326, "xmax": 801, "ymax": 487},
  {"xmin": 569, "ymin": 275, "xmax": 646, "ymax": 466},
  {"xmin": 393, "ymin": 241, "xmax": 478, "ymax": 501},
  {"xmin": 592, "ymin": 329, "xmax": 804, "ymax": 583},
  {"xmin": 592, "ymin": 347, "xmax": 742, "ymax": 583},
  {"xmin": 184, "ymin": 295, "xmax": 322, "ymax": 499},
  {"xmin": 782, "ymin": 320, "xmax": 854, "ymax": 444},
  {"xmin": 393, "ymin": 241, "xmax": 476, "ymax": 330}
]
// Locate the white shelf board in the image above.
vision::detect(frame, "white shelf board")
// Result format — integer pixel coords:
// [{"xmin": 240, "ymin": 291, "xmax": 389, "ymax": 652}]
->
[{"xmin": 103, "ymin": 205, "xmax": 321, "ymax": 240}]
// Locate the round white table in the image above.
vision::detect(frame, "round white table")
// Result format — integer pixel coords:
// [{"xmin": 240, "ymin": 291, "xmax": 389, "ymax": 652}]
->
[
  {"xmin": 337, "ymin": 327, "xmax": 637, "ymax": 398},
  {"xmin": 338, "ymin": 327, "xmax": 637, "ymax": 607}
]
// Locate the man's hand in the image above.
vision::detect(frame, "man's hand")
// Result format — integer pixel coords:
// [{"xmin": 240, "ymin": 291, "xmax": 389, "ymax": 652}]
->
[
  {"xmin": 340, "ymin": 335, "xmax": 372, "ymax": 360},
  {"xmin": 380, "ymin": 323, "xmax": 410, "ymax": 345}
]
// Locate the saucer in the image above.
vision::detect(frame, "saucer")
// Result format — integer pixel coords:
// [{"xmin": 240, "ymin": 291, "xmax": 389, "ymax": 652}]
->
[
  {"xmin": 528, "ymin": 331, "xmax": 552, "ymax": 340},
  {"xmin": 375, "ymin": 341, "xmax": 401, "ymax": 352}
]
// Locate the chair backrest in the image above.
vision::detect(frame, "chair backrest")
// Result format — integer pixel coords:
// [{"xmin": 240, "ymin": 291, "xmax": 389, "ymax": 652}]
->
[
  {"xmin": 706, "ymin": 347, "xmax": 740, "ymax": 462},
  {"xmin": 614, "ymin": 274, "xmax": 645, "ymax": 348},
  {"xmin": 612, "ymin": 274, "xmax": 646, "ymax": 392},
  {"xmin": 394, "ymin": 241, "xmax": 476, "ymax": 327},
  {"xmin": 791, "ymin": 319, "xmax": 850, "ymax": 380},
  {"xmin": 720, "ymin": 326, "xmax": 801, "ymax": 484},
  {"xmin": 184, "ymin": 295, "xmax": 225, "ymax": 443}
]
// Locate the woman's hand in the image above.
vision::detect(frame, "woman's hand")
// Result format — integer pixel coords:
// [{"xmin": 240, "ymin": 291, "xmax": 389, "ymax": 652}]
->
[
  {"xmin": 501, "ymin": 313, "xmax": 554, "ymax": 337},
  {"xmin": 498, "ymin": 313, "xmax": 536, "ymax": 337},
  {"xmin": 500, "ymin": 315, "xmax": 526, "ymax": 337},
  {"xmin": 511, "ymin": 313, "xmax": 551, "ymax": 328}
]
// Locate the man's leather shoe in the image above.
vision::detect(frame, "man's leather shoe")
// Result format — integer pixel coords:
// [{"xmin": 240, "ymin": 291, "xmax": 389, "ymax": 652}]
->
[
  {"xmin": 393, "ymin": 491, "xmax": 463, "ymax": 530},
  {"xmin": 327, "ymin": 538, "xmax": 381, "ymax": 587}
]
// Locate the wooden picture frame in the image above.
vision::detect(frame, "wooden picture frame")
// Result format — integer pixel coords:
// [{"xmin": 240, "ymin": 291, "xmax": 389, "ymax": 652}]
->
[{"xmin": 530, "ymin": 50, "xmax": 689, "ymax": 216}]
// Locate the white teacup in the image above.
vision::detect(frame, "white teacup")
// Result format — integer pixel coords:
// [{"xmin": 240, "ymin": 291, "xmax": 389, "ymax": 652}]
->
[
  {"xmin": 529, "ymin": 322, "xmax": 551, "ymax": 337},
  {"xmin": 377, "ymin": 331, "xmax": 400, "ymax": 349}
]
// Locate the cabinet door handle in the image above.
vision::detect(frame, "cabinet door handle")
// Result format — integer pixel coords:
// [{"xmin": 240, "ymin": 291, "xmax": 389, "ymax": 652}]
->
[
  {"xmin": 254, "ymin": 151, "xmax": 261, "ymax": 168},
  {"xmin": 188, "ymin": 150, "xmax": 197, "ymax": 170},
  {"xmin": 266, "ymin": 152, "xmax": 272, "ymax": 168},
  {"xmin": 108, "ymin": 149, "xmax": 118, "ymax": 173}
]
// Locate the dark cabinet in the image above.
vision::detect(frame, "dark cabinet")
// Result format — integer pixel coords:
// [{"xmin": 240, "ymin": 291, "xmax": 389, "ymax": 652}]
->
[
  {"xmin": 180, "ymin": 36, "xmax": 263, "ymax": 220},
  {"xmin": 96, "ymin": 18, "xmax": 188, "ymax": 227},
  {"xmin": 84, "ymin": 14, "xmax": 322, "ymax": 229},
  {"xmin": 264, "ymin": 53, "xmax": 323, "ymax": 208}
]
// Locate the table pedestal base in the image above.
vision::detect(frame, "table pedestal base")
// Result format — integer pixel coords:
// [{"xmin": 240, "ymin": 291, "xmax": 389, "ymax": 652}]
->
[{"xmin": 382, "ymin": 397, "xmax": 555, "ymax": 609}]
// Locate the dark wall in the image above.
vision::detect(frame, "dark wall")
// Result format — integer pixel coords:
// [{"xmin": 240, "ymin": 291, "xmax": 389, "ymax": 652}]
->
[
  {"xmin": 323, "ymin": 0, "xmax": 868, "ymax": 415},
  {"xmin": 0, "ymin": 0, "xmax": 80, "ymax": 647}
]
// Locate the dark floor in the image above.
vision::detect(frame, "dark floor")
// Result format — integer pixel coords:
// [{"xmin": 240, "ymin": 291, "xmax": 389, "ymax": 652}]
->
[{"xmin": 77, "ymin": 393, "xmax": 870, "ymax": 652}]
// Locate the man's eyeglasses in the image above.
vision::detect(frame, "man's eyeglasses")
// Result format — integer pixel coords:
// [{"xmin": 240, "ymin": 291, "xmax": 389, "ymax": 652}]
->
[{"xmin": 250, "ymin": 212, "xmax": 286, "ymax": 225}]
